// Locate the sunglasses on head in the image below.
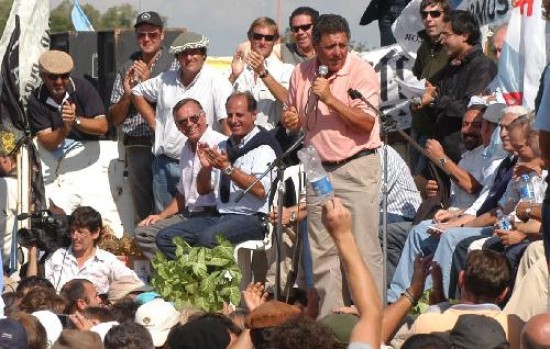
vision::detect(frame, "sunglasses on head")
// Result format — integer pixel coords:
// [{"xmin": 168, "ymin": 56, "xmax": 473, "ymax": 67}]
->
[
  {"xmin": 137, "ymin": 31, "xmax": 160, "ymax": 40},
  {"xmin": 175, "ymin": 113, "xmax": 202, "ymax": 127},
  {"xmin": 421, "ymin": 10, "xmax": 443, "ymax": 19},
  {"xmin": 251, "ymin": 32, "xmax": 276, "ymax": 42},
  {"xmin": 45, "ymin": 73, "xmax": 70, "ymax": 81},
  {"xmin": 291, "ymin": 23, "xmax": 313, "ymax": 33}
]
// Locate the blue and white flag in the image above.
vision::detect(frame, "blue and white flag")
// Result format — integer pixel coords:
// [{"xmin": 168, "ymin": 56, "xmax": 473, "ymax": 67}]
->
[{"xmin": 71, "ymin": 0, "xmax": 95, "ymax": 31}]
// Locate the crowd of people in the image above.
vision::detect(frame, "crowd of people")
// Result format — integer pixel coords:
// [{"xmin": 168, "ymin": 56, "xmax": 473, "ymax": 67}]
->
[{"xmin": 1, "ymin": 0, "xmax": 550, "ymax": 348}]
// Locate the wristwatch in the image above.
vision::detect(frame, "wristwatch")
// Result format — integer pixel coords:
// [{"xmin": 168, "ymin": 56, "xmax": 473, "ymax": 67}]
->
[
  {"xmin": 223, "ymin": 165, "xmax": 234, "ymax": 176},
  {"xmin": 74, "ymin": 116, "xmax": 82, "ymax": 126},
  {"xmin": 259, "ymin": 70, "xmax": 269, "ymax": 79},
  {"xmin": 289, "ymin": 211, "xmax": 297, "ymax": 224},
  {"xmin": 439, "ymin": 157, "xmax": 447, "ymax": 167}
]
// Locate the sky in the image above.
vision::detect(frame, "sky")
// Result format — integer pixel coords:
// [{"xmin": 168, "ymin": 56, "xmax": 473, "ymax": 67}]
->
[{"xmin": 51, "ymin": 0, "xmax": 381, "ymax": 56}]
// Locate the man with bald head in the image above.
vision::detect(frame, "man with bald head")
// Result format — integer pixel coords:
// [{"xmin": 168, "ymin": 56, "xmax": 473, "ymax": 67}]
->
[
  {"xmin": 521, "ymin": 313, "xmax": 550, "ymax": 349},
  {"xmin": 492, "ymin": 23, "xmax": 507, "ymax": 61}
]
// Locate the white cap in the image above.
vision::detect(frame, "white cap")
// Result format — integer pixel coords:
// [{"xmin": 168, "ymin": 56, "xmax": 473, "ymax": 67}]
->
[
  {"xmin": 135, "ymin": 298, "xmax": 180, "ymax": 347},
  {"xmin": 32, "ymin": 310, "xmax": 63, "ymax": 347}
]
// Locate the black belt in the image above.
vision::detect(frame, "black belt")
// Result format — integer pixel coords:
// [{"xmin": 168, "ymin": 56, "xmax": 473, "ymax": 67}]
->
[
  {"xmin": 187, "ymin": 206, "xmax": 219, "ymax": 218},
  {"xmin": 321, "ymin": 149, "xmax": 376, "ymax": 167},
  {"xmin": 123, "ymin": 135, "xmax": 153, "ymax": 146}
]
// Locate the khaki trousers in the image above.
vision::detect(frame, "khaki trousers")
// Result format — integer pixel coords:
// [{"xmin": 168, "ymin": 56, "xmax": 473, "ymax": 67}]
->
[{"xmin": 307, "ymin": 153, "xmax": 383, "ymax": 318}]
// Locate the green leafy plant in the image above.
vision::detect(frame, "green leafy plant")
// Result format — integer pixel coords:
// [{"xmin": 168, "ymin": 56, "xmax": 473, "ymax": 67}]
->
[{"xmin": 151, "ymin": 235, "xmax": 242, "ymax": 312}]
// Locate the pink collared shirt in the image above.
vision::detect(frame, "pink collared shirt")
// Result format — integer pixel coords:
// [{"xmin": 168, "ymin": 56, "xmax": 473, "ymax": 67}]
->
[{"xmin": 286, "ymin": 54, "xmax": 381, "ymax": 162}]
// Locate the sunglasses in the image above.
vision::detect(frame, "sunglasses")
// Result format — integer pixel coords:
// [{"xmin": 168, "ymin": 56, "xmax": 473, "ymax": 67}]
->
[
  {"xmin": 44, "ymin": 73, "xmax": 70, "ymax": 81},
  {"xmin": 421, "ymin": 10, "xmax": 443, "ymax": 19},
  {"xmin": 175, "ymin": 113, "xmax": 202, "ymax": 127},
  {"xmin": 137, "ymin": 31, "xmax": 160, "ymax": 40},
  {"xmin": 291, "ymin": 23, "xmax": 313, "ymax": 33},
  {"xmin": 251, "ymin": 32, "xmax": 276, "ymax": 42}
]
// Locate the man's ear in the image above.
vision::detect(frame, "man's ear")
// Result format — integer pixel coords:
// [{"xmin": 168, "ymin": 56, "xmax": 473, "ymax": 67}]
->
[
  {"xmin": 496, "ymin": 287, "xmax": 509, "ymax": 303},
  {"xmin": 458, "ymin": 270, "xmax": 465, "ymax": 289},
  {"xmin": 76, "ymin": 298, "xmax": 87, "ymax": 311}
]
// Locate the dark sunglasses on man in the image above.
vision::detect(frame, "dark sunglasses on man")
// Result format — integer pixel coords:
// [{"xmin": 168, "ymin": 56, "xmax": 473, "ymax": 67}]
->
[
  {"xmin": 421, "ymin": 10, "xmax": 443, "ymax": 19},
  {"xmin": 291, "ymin": 23, "xmax": 313, "ymax": 33}
]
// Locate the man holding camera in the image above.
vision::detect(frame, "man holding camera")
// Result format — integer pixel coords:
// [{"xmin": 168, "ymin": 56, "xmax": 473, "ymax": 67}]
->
[{"xmin": 27, "ymin": 206, "xmax": 139, "ymax": 295}]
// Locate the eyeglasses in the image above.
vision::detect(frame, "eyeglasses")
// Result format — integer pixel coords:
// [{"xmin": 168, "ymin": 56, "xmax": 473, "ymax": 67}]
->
[
  {"xmin": 421, "ymin": 10, "xmax": 443, "ymax": 19},
  {"xmin": 44, "ymin": 73, "xmax": 70, "ymax": 81},
  {"xmin": 251, "ymin": 32, "xmax": 276, "ymax": 42},
  {"xmin": 291, "ymin": 23, "xmax": 313, "ymax": 33},
  {"xmin": 137, "ymin": 31, "xmax": 160, "ymax": 40},
  {"xmin": 175, "ymin": 112, "xmax": 202, "ymax": 126}
]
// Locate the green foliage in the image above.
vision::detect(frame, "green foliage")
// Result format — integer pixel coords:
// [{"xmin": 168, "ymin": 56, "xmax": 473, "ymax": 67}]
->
[
  {"xmin": 0, "ymin": 0, "xmax": 14, "ymax": 37},
  {"xmin": 151, "ymin": 235, "xmax": 242, "ymax": 312}
]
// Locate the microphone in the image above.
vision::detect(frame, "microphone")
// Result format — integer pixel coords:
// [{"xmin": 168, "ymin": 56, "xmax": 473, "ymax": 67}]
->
[
  {"xmin": 318, "ymin": 65, "xmax": 328, "ymax": 78},
  {"xmin": 382, "ymin": 97, "xmax": 422, "ymax": 115},
  {"xmin": 347, "ymin": 88, "xmax": 421, "ymax": 115}
]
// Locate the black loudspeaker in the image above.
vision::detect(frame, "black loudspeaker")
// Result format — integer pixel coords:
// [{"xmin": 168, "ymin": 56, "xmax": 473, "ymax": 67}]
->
[
  {"xmin": 97, "ymin": 29, "xmax": 184, "ymax": 108},
  {"xmin": 50, "ymin": 32, "xmax": 99, "ymax": 93}
]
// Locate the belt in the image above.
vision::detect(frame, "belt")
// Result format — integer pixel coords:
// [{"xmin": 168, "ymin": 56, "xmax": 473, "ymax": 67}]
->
[
  {"xmin": 187, "ymin": 206, "xmax": 219, "ymax": 218},
  {"xmin": 321, "ymin": 149, "xmax": 376, "ymax": 167},
  {"xmin": 123, "ymin": 135, "xmax": 153, "ymax": 147}
]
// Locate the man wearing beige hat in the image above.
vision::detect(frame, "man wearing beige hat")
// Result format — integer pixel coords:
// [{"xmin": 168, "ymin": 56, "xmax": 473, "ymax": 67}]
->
[
  {"xmin": 132, "ymin": 31, "xmax": 232, "ymax": 213},
  {"xmin": 28, "ymin": 50, "xmax": 108, "ymax": 151},
  {"xmin": 110, "ymin": 11, "xmax": 176, "ymax": 225}
]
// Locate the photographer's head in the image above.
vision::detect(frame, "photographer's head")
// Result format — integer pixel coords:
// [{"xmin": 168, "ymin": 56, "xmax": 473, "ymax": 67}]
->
[{"xmin": 69, "ymin": 206, "xmax": 103, "ymax": 256}]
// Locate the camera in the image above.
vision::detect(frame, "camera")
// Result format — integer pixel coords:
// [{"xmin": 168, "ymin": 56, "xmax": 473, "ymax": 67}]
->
[{"xmin": 17, "ymin": 210, "xmax": 70, "ymax": 252}]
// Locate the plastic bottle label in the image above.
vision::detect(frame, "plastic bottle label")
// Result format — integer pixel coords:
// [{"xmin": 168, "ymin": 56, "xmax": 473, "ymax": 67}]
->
[
  {"xmin": 519, "ymin": 185, "xmax": 535, "ymax": 201},
  {"xmin": 311, "ymin": 176, "xmax": 333, "ymax": 199}
]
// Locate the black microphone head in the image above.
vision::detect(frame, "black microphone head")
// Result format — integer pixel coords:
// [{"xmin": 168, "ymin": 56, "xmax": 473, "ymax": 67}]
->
[
  {"xmin": 318, "ymin": 65, "xmax": 328, "ymax": 78},
  {"xmin": 347, "ymin": 88, "xmax": 362, "ymax": 100}
]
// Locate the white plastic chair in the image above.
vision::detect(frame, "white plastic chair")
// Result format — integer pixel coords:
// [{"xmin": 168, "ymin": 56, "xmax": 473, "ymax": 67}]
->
[{"xmin": 233, "ymin": 164, "xmax": 304, "ymax": 292}]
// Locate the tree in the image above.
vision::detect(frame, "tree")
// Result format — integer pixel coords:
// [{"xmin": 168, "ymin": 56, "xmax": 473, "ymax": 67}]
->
[
  {"xmin": 0, "ymin": 0, "xmax": 14, "ymax": 36},
  {"xmin": 98, "ymin": 4, "xmax": 136, "ymax": 30}
]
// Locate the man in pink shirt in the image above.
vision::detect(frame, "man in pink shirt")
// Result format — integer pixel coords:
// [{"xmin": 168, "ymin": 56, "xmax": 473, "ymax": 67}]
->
[{"xmin": 282, "ymin": 13, "xmax": 382, "ymax": 317}]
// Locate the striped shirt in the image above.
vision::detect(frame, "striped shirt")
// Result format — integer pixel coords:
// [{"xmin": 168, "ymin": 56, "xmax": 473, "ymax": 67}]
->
[{"xmin": 380, "ymin": 145, "xmax": 422, "ymax": 220}]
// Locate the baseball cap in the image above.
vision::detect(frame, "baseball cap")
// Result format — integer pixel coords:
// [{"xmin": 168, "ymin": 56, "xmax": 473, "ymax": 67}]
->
[
  {"xmin": 319, "ymin": 313, "xmax": 359, "ymax": 344},
  {"xmin": 32, "ymin": 310, "xmax": 63, "ymax": 346},
  {"xmin": 39, "ymin": 50, "xmax": 74, "ymax": 75},
  {"xmin": 0, "ymin": 318, "xmax": 28, "ymax": 349},
  {"xmin": 483, "ymin": 103, "xmax": 507, "ymax": 124},
  {"xmin": 108, "ymin": 275, "xmax": 154, "ymax": 303},
  {"xmin": 438, "ymin": 314, "xmax": 509, "ymax": 349},
  {"xmin": 135, "ymin": 298, "xmax": 180, "ymax": 347},
  {"xmin": 134, "ymin": 11, "xmax": 163, "ymax": 28}
]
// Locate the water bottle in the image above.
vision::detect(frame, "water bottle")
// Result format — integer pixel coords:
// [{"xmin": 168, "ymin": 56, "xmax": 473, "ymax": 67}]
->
[
  {"xmin": 518, "ymin": 174, "xmax": 535, "ymax": 202},
  {"xmin": 496, "ymin": 209, "xmax": 512, "ymax": 230},
  {"xmin": 297, "ymin": 146, "xmax": 333, "ymax": 203}
]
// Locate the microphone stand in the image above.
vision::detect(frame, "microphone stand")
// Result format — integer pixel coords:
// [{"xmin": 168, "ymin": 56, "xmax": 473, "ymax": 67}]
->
[
  {"xmin": 235, "ymin": 132, "xmax": 305, "ymax": 301},
  {"xmin": 347, "ymin": 89, "xmax": 455, "ymax": 305}
]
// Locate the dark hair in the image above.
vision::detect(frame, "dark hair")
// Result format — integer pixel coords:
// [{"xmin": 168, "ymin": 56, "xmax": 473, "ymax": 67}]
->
[
  {"xmin": 60, "ymin": 279, "xmax": 94, "ymax": 314},
  {"xmin": 402, "ymin": 333, "xmax": 451, "ymax": 349},
  {"xmin": 19, "ymin": 286, "xmax": 62, "ymax": 313},
  {"xmin": 104, "ymin": 322, "xmax": 154, "ymax": 349},
  {"xmin": 83, "ymin": 306, "xmax": 116, "ymax": 323},
  {"xmin": 289, "ymin": 7, "xmax": 319, "ymax": 27},
  {"xmin": 268, "ymin": 315, "xmax": 336, "ymax": 349},
  {"xmin": 70, "ymin": 206, "xmax": 102, "ymax": 232},
  {"xmin": 247, "ymin": 17, "xmax": 279, "ymax": 41},
  {"xmin": 467, "ymin": 104, "xmax": 487, "ymax": 113},
  {"xmin": 172, "ymin": 98, "xmax": 204, "ymax": 118},
  {"xmin": 463, "ymin": 250, "xmax": 511, "ymax": 300},
  {"xmin": 226, "ymin": 91, "xmax": 258, "ymax": 112},
  {"xmin": 419, "ymin": 0, "xmax": 452, "ymax": 21},
  {"xmin": 195, "ymin": 312, "xmax": 242, "ymax": 336},
  {"xmin": 16, "ymin": 276, "xmax": 55, "ymax": 294},
  {"xmin": 110, "ymin": 297, "xmax": 140, "ymax": 323},
  {"xmin": 312, "ymin": 14, "xmax": 351, "ymax": 45},
  {"xmin": 449, "ymin": 10, "xmax": 481, "ymax": 45},
  {"xmin": 10, "ymin": 312, "xmax": 47, "ymax": 349},
  {"xmin": 2, "ymin": 291, "xmax": 24, "ymax": 316}
]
